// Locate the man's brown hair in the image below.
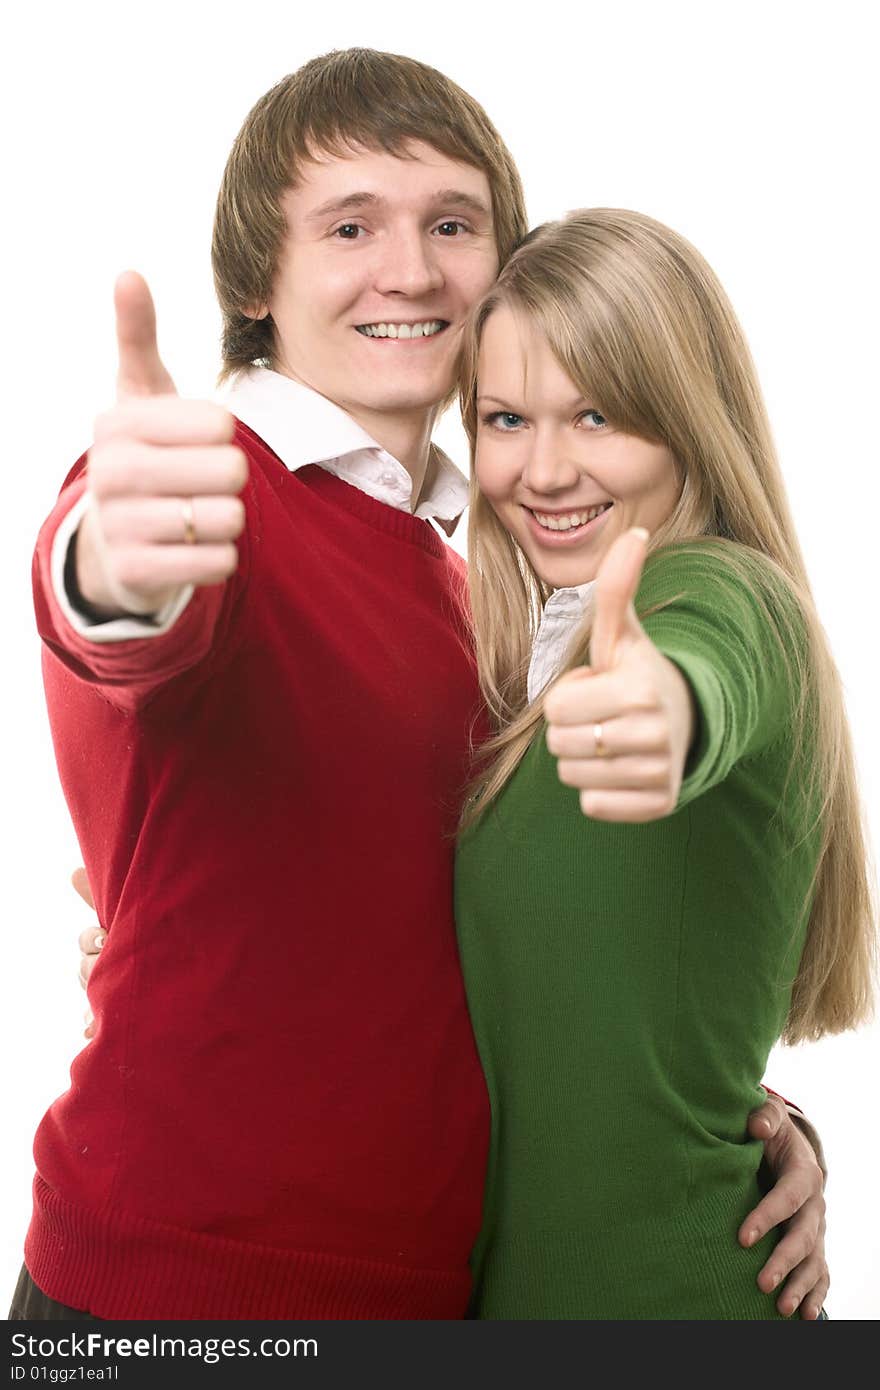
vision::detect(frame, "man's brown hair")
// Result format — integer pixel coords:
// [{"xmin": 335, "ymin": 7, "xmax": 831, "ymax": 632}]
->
[{"xmin": 212, "ymin": 48, "xmax": 527, "ymax": 380}]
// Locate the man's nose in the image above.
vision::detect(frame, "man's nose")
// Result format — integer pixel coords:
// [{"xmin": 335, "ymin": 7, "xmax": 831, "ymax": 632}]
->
[
  {"xmin": 374, "ymin": 229, "xmax": 444, "ymax": 297},
  {"xmin": 522, "ymin": 431, "xmax": 582, "ymax": 493}
]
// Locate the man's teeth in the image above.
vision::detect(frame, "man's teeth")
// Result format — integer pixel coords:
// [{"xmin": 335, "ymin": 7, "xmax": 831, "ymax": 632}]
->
[
  {"xmin": 533, "ymin": 504, "xmax": 612, "ymax": 531},
  {"xmin": 356, "ymin": 321, "xmax": 446, "ymax": 339}
]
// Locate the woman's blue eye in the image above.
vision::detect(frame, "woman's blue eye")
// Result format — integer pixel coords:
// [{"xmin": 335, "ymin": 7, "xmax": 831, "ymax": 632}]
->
[
  {"xmin": 488, "ymin": 412, "xmax": 524, "ymax": 430},
  {"xmin": 581, "ymin": 409, "xmax": 607, "ymax": 429}
]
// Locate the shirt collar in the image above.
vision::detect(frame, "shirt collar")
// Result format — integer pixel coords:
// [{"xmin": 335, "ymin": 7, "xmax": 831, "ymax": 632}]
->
[
  {"xmin": 527, "ymin": 581, "xmax": 596, "ymax": 704},
  {"xmin": 219, "ymin": 366, "xmax": 468, "ymax": 533},
  {"xmin": 543, "ymin": 581, "xmax": 596, "ymax": 617}
]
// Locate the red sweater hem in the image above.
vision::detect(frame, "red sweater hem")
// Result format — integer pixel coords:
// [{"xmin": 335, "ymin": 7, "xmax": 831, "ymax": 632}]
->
[{"xmin": 26, "ymin": 1177, "xmax": 472, "ymax": 1320}]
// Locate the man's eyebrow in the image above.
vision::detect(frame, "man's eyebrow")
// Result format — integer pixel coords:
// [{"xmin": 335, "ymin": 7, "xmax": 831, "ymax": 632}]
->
[
  {"xmin": 304, "ymin": 188, "xmax": 493, "ymax": 223},
  {"xmin": 429, "ymin": 189, "xmax": 493, "ymax": 218},
  {"xmin": 304, "ymin": 192, "xmax": 382, "ymax": 222}
]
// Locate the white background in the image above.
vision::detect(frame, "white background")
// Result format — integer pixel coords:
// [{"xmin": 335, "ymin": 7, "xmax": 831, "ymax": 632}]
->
[{"xmin": 2, "ymin": 0, "xmax": 877, "ymax": 1319}]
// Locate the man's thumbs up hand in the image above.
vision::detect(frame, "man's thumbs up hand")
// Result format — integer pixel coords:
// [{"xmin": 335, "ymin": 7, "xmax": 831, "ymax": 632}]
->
[
  {"xmin": 543, "ymin": 528, "xmax": 696, "ymax": 822},
  {"xmin": 75, "ymin": 275, "xmax": 247, "ymax": 618}
]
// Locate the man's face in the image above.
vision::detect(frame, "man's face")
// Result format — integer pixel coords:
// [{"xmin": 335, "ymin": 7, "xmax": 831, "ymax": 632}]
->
[{"xmin": 264, "ymin": 142, "xmax": 499, "ymax": 432}]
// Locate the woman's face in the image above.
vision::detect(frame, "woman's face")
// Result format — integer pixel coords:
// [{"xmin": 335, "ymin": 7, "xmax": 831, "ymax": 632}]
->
[{"xmin": 475, "ymin": 305, "xmax": 682, "ymax": 588}]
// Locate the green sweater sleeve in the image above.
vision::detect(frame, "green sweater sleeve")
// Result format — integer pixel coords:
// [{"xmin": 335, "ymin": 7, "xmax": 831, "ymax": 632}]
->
[{"xmin": 636, "ymin": 544, "xmax": 804, "ymax": 808}]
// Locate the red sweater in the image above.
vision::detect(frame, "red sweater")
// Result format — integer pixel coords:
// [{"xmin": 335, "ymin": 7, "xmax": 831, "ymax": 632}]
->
[{"xmin": 27, "ymin": 424, "xmax": 490, "ymax": 1319}]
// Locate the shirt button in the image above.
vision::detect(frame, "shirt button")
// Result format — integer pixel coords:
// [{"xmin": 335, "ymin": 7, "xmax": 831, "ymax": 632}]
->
[{"xmin": 381, "ymin": 471, "xmax": 394, "ymax": 486}]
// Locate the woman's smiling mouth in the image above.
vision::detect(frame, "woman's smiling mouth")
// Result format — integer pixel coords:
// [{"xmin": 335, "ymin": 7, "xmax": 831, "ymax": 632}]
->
[{"xmin": 525, "ymin": 502, "xmax": 613, "ymax": 542}]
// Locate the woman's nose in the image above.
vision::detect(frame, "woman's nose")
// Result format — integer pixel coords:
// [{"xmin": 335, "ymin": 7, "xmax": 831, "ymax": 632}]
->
[{"xmin": 521, "ymin": 433, "xmax": 582, "ymax": 493}]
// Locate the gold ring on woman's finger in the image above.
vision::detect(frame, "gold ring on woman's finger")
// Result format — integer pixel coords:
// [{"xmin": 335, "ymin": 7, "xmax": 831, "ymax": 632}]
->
[
  {"xmin": 594, "ymin": 722, "xmax": 607, "ymax": 757},
  {"xmin": 181, "ymin": 497, "xmax": 197, "ymax": 545}
]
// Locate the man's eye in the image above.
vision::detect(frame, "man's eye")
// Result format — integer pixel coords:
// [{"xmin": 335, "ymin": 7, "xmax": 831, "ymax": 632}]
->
[
  {"xmin": 485, "ymin": 411, "xmax": 525, "ymax": 430},
  {"xmin": 436, "ymin": 220, "xmax": 466, "ymax": 236},
  {"xmin": 334, "ymin": 224, "xmax": 362, "ymax": 240},
  {"xmin": 580, "ymin": 409, "xmax": 607, "ymax": 429}
]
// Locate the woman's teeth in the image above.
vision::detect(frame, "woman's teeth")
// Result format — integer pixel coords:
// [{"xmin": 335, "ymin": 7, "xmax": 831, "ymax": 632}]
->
[
  {"xmin": 533, "ymin": 503, "xmax": 612, "ymax": 532},
  {"xmin": 356, "ymin": 321, "xmax": 446, "ymax": 339}
]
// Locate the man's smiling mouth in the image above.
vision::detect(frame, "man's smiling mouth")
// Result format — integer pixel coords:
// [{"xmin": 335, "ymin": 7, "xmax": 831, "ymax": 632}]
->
[{"xmin": 355, "ymin": 320, "xmax": 449, "ymax": 339}]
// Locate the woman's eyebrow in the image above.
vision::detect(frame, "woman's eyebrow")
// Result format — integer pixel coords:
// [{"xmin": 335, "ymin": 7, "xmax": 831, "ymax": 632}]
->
[{"xmin": 477, "ymin": 393, "xmax": 593, "ymax": 410}]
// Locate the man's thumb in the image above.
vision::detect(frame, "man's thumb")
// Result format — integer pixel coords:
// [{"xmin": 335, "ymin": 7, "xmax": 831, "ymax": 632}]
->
[
  {"xmin": 590, "ymin": 527, "xmax": 650, "ymax": 672},
  {"xmin": 114, "ymin": 271, "xmax": 177, "ymax": 400}
]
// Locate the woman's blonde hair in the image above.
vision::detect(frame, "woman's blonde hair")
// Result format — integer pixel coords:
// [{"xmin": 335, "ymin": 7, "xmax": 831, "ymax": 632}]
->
[
  {"xmin": 458, "ymin": 208, "xmax": 875, "ymax": 1043},
  {"xmin": 212, "ymin": 48, "xmax": 527, "ymax": 382}
]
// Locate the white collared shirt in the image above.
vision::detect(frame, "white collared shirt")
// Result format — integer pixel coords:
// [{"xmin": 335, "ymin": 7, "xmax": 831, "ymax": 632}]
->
[
  {"xmin": 527, "ymin": 582, "xmax": 595, "ymax": 703},
  {"xmin": 52, "ymin": 367, "xmax": 469, "ymax": 641},
  {"xmin": 226, "ymin": 368, "xmax": 468, "ymax": 529}
]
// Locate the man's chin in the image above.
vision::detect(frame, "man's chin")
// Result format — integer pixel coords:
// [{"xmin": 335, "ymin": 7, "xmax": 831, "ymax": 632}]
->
[{"xmin": 352, "ymin": 385, "xmax": 453, "ymax": 418}]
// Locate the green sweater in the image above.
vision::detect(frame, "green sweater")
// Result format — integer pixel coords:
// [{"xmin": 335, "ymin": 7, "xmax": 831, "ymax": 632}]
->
[{"xmin": 456, "ymin": 546, "xmax": 820, "ymax": 1320}]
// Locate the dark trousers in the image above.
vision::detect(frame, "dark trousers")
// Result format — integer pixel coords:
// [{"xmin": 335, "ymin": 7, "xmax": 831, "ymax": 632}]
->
[
  {"xmin": 7, "ymin": 1259, "xmax": 828, "ymax": 1321},
  {"xmin": 7, "ymin": 1265, "xmax": 100, "ymax": 1321}
]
